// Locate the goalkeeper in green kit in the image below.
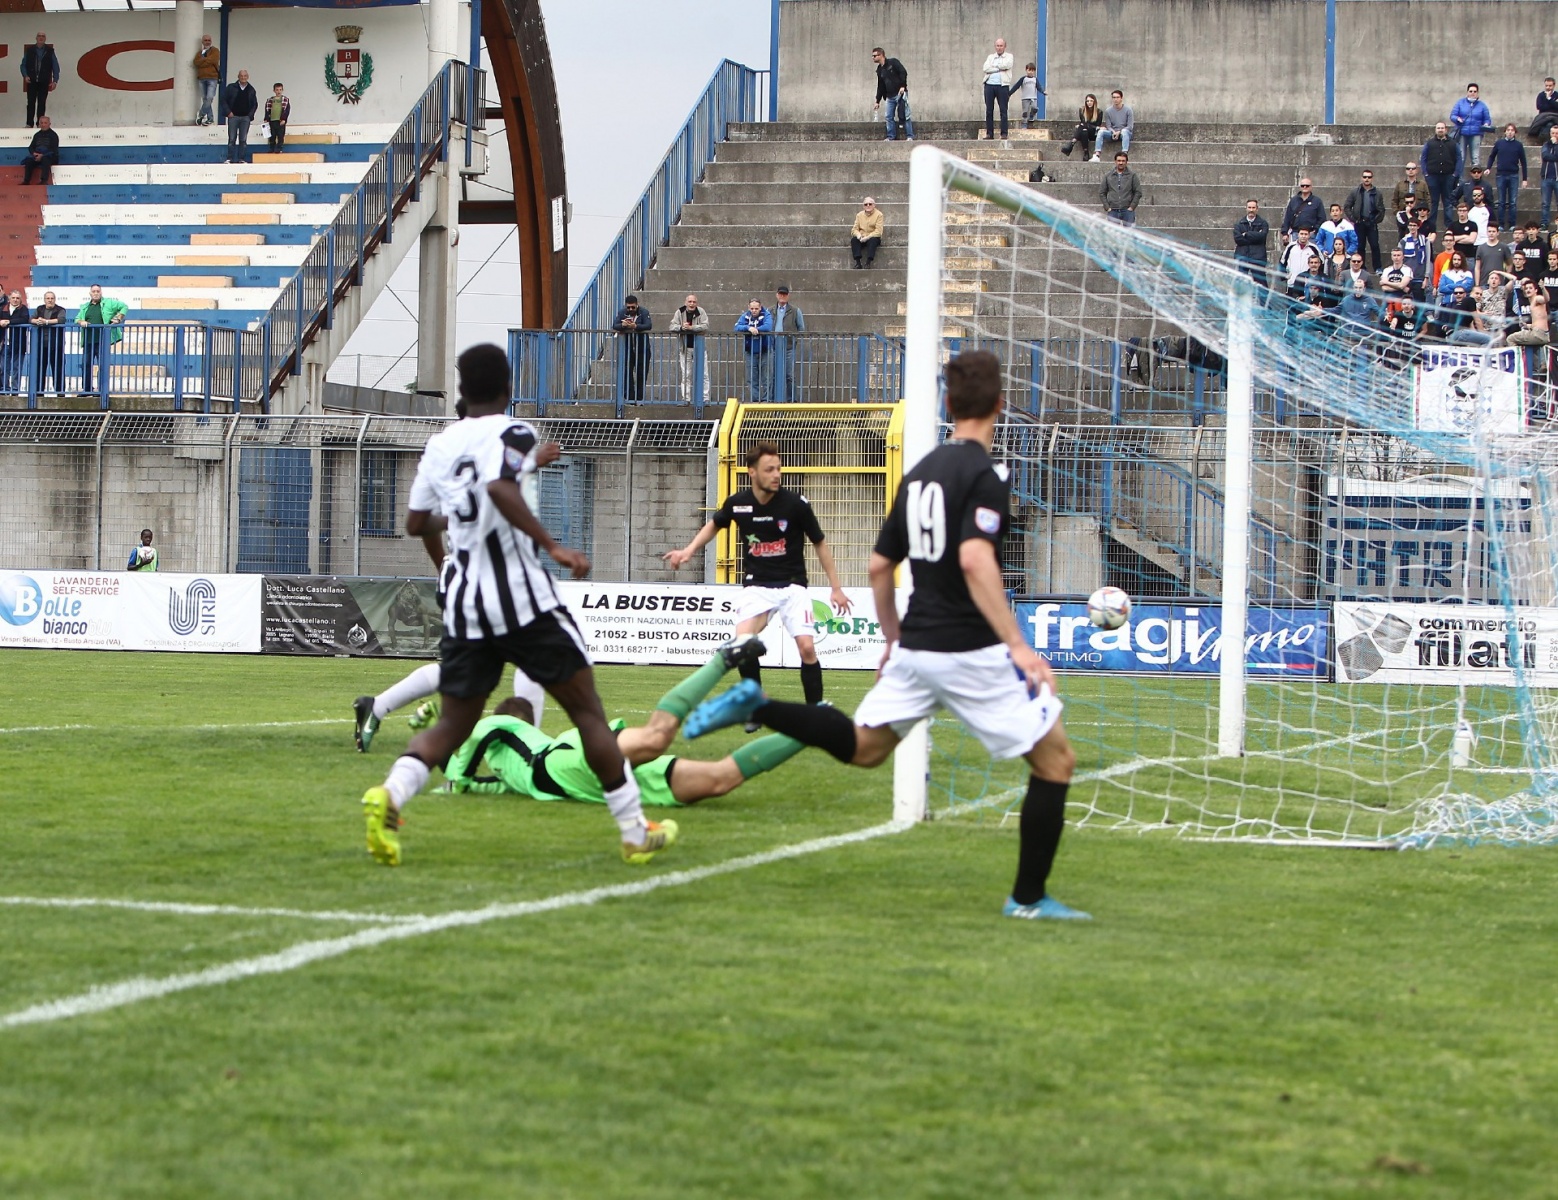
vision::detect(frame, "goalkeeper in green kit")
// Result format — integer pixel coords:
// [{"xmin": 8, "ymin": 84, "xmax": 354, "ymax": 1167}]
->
[{"xmin": 440, "ymin": 636, "xmax": 810, "ymax": 808}]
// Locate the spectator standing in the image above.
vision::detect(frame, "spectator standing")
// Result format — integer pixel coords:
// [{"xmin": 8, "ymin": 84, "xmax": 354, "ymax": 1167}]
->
[
  {"xmin": 771, "ymin": 285, "xmax": 805, "ymax": 402},
  {"xmin": 1452, "ymin": 163, "xmax": 1492, "ymax": 211},
  {"xmin": 1467, "ymin": 192, "xmax": 1491, "ymax": 246},
  {"xmin": 1421, "ymin": 123, "xmax": 1462, "ymax": 226},
  {"xmin": 20, "ymin": 32, "xmax": 59, "ymax": 129},
  {"xmin": 1476, "ymin": 271, "xmax": 1515, "ymax": 341},
  {"xmin": 1232, "ymin": 198, "xmax": 1270, "ymax": 287},
  {"xmin": 1343, "ymin": 169, "xmax": 1386, "ymax": 270},
  {"xmin": 76, "ymin": 285, "xmax": 127, "ymax": 395},
  {"xmin": 1542, "ymin": 250, "xmax": 1558, "ymax": 309},
  {"xmin": 0, "ymin": 291, "xmax": 26, "ymax": 392},
  {"xmin": 30, "ymin": 290, "xmax": 65, "ymax": 395},
  {"xmin": 1400, "ymin": 218, "xmax": 1433, "ymax": 299},
  {"xmin": 734, "ymin": 299, "xmax": 774, "ymax": 403},
  {"xmin": 668, "ymin": 293, "xmax": 709, "ymax": 406},
  {"xmin": 1279, "ymin": 178, "xmax": 1324, "ymax": 250},
  {"xmin": 193, "ymin": 34, "xmax": 221, "ymax": 126},
  {"xmin": 1342, "ymin": 252, "xmax": 1377, "ymax": 293},
  {"xmin": 1100, "ymin": 152, "xmax": 1141, "ymax": 226},
  {"xmin": 1486, "ymin": 123, "xmax": 1529, "ymax": 233},
  {"xmin": 1338, "ymin": 280, "xmax": 1381, "ymax": 330},
  {"xmin": 1475, "ymin": 225, "xmax": 1514, "ymax": 287},
  {"xmin": 128, "ymin": 530, "xmax": 159, "ymax": 573},
  {"xmin": 1444, "ymin": 202, "xmax": 1478, "ymax": 264},
  {"xmin": 1379, "ymin": 247, "xmax": 1413, "ymax": 302},
  {"xmin": 21, "ymin": 115, "xmax": 58, "ymax": 185},
  {"xmin": 1317, "ymin": 203, "xmax": 1358, "ymax": 256},
  {"xmin": 1436, "ymin": 252, "xmax": 1474, "ymax": 305},
  {"xmin": 850, "ymin": 197, "xmax": 883, "ymax": 269},
  {"xmin": 1281, "ymin": 228, "xmax": 1319, "ymax": 291},
  {"xmin": 1391, "ymin": 163, "xmax": 1430, "ymax": 230},
  {"xmin": 1544, "ymin": 126, "xmax": 1558, "ymax": 232},
  {"xmin": 980, "ymin": 38, "xmax": 1015, "ymax": 145},
  {"xmin": 1532, "ymin": 78, "xmax": 1558, "ymax": 143},
  {"xmin": 1450, "ymin": 84, "xmax": 1492, "ymax": 180},
  {"xmin": 1514, "ymin": 224, "xmax": 1547, "ymax": 278},
  {"xmin": 871, "ymin": 48, "xmax": 913, "ymax": 142},
  {"xmin": 1060, "ymin": 94, "xmax": 1102, "ymax": 159},
  {"xmin": 1018, "ymin": 63, "xmax": 1043, "ymax": 130},
  {"xmin": 263, "ymin": 83, "xmax": 291, "ymax": 154},
  {"xmin": 612, "ymin": 295, "xmax": 651, "ymax": 403},
  {"xmin": 1093, "ymin": 90, "xmax": 1133, "ymax": 162},
  {"xmin": 1509, "ymin": 248, "xmax": 1540, "ymax": 290},
  {"xmin": 224, "ymin": 69, "xmax": 259, "ymax": 165}
]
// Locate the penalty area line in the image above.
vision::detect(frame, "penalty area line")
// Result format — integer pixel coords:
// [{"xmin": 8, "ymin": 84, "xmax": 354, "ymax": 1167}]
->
[
  {"xmin": 0, "ymin": 896, "xmax": 426, "ymax": 925},
  {"xmin": 0, "ymin": 819, "xmax": 914, "ymax": 1032}
]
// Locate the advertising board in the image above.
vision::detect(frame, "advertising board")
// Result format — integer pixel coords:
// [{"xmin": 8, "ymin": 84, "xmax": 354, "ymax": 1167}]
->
[
  {"xmin": 1333, "ymin": 601, "xmax": 1558, "ymax": 686},
  {"xmin": 0, "ymin": 571, "xmax": 261, "ymax": 652}
]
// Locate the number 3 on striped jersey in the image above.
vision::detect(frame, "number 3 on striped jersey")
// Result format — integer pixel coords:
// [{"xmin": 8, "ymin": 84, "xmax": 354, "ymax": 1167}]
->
[
  {"xmin": 453, "ymin": 457, "xmax": 480, "ymax": 523},
  {"xmin": 905, "ymin": 480, "xmax": 945, "ymax": 561}
]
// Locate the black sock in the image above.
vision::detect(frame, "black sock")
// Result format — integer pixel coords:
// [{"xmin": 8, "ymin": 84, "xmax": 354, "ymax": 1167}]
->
[
  {"xmin": 1011, "ymin": 777, "xmax": 1068, "ymax": 905},
  {"xmin": 754, "ymin": 698, "xmax": 856, "ymax": 763},
  {"xmin": 800, "ymin": 660, "xmax": 823, "ymax": 705},
  {"xmin": 738, "ymin": 658, "xmax": 762, "ymax": 688}
]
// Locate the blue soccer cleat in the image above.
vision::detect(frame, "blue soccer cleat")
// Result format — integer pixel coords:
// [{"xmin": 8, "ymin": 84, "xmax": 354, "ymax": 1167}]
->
[
  {"xmin": 1004, "ymin": 895, "xmax": 1092, "ymax": 921},
  {"xmin": 683, "ymin": 679, "xmax": 766, "ymax": 739}
]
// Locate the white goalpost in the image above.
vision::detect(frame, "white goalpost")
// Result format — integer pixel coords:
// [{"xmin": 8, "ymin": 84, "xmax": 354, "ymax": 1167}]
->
[{"xmin": 896, "ymin": 143, "xmax": 1558, "ymax": 847}]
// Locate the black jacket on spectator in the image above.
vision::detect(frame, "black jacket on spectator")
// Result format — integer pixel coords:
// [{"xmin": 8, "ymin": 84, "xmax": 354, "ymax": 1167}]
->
[
  {"xmin": 24, "ymin": 127, "xmax": 59, "ymax": 162},
  {"xmin": 224, "ymin": 82, "xmax": 259, "ymax": 118},
  {"xmin": 1543, "ymin": 141, "xmax": 1558, "ymax": 181},
  {"xmin": 1422, "ymin": 136, "xmax": 1459, "ymax": 177},
  {"xmin": 875, "ymin": 58, "xmax": 908, "ymax": 102},
  {"xmin": 1280, "ymin": 193, "xmax": 1324, "ymax": 237},
  {"xmin": 1343, "ymin": 184, "xmax": 1385, "ymax": 229},
  {"xmin": 1233, "ymin": 214, "xmax": 1269, "ymax": 261},
  {"xmin": 2, "ymin": 303, "xmax": 29, "ymax": 346},
  {"xmin": 20, "ymin": 43, "xmax": 59, "ymax": 85}
]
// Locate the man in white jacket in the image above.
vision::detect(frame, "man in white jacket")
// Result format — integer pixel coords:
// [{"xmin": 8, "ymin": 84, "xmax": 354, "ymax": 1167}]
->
[
  {"xmin": 982, "ymin": 37, "xmax": 1015, "ymax": 145},
  {"xmin": 669, "ymin": 293, "xmax": 710, "ymax": 405}
]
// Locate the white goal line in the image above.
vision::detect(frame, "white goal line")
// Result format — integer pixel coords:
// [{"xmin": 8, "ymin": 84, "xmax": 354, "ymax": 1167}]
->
[
  {"xmin": 0, "ymin": 819, "xmax": 914, "ymax": 1032},
  {"xmin": 0, "ymin": 896, "xmax": 425, "ymax": 925}
]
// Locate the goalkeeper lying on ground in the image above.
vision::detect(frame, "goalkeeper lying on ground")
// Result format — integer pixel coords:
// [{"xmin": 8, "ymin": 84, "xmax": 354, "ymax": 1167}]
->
[{"xmin": 442, "ymin": 637, "xmax": 808, "ymax": 806}]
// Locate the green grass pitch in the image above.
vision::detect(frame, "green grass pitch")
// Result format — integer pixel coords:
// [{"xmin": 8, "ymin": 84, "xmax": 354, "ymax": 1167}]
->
[{"xmin": 3, "ymin": 649, "xmax": 1557, "ymax": 1198}]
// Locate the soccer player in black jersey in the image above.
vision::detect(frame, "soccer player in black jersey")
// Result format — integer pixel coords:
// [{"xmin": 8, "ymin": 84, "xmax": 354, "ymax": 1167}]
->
[
  {"xmin": 684, "ymin": 351, "xmax": 1088, "ymax": 920},
  {"xmin": 663, "ymin": 440, "xmax": 851, "ymax": 708}
]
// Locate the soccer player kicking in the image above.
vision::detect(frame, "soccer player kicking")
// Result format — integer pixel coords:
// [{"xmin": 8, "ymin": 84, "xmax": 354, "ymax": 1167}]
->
[
  {"xmin": 663, "ymin": 440, "xmax": 851, "ymax": 716},
  {"xmin": 684, "ymin": 351, "xmax": 1088, "ymax": 920},
  {"xmin": 442, "ymin": 637, "xmax": 806, "ymax": 806},
  {"xmin": 361, "ymin": 344, "xmax": 675, "ymax": 867}
]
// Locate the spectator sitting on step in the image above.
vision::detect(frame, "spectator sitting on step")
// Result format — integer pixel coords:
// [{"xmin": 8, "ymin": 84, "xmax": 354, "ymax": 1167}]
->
[
  {"xmin": 21, "ymin": 114, "xmax": 58, "ymax": 185},
  {"xmin": 1532, "ymin": 77, "xmax": 1558, "ymax": 143},
  {"xmin": 1092, "ymin": 89, "xmax": 1132, "ymax": 161},
  {"xmin": 1316, "ymin": 203, "xmax": 1358, "ymax": 256},
  {"xmin": 193, "ymin": 34, "xmax": 220, "ymax": 126},
  {"xmin": 1060, "ymin": 93, "xmax": 1102, "ymax": 159},
  {"xmin": 871, "ymin": 48, "xmax": 913, "ymax": 142},
  {"xmin": 30, "ymin": 290, "xmax": 65, "ymax": 395},
  {"xmin": 1100, "ymin": 151, "xmax": 1141, "ymax": 226},
  {"xmin": 0, "ymin": 290, "xmax": 28, "ymax": 392},
  {"xmin": 734, "ymin": 299, "xmax": 774, "ymax": 403},
  {"xmin": 850, "ymin": 197, "xmax": 883, "ymax": 268},
  {"xmin": 1279, "ymin": 178, "xmax": 1324, "ymax": 251},
  {"xmin": 1293, "ymin": 256, "xmax": 1340, "ymax": 321},
  {"xmin": 1440, "ymin": 286, "xmax": 1488, "ymax": 343},
  {"xmin": 224, "ymin": 69, "xmax": 259, "ymax": 165},
  {"xmin": 263, "ymin": 83, "xmax": 291, "ymax": 154}
]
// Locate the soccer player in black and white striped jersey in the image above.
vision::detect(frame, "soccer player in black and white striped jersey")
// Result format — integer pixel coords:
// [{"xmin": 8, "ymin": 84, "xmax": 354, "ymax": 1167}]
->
[{"xmin": 361, "ymin": 344, "xmax": 677, "ymax": 868}]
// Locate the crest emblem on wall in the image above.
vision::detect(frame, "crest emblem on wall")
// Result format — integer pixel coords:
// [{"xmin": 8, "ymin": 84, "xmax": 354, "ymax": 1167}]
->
[{"xmin": 325, "ymin": 25, "xmax": 374, "ymax": 105}]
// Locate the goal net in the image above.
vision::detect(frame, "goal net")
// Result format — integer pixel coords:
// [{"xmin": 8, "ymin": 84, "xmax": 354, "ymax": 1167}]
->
[{"xmin": 898, "ymin": 144, "xmax": 1558, "ymax": 847}]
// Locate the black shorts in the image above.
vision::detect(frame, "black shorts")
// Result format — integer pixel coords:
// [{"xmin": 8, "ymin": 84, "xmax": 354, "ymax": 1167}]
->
[{"xmin": 438, "ymin": 608, "xmax": 591, "ymax": 699}]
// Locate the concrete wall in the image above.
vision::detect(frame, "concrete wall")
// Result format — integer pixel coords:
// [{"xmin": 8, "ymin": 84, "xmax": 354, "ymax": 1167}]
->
[
  {"xmin": 780, "ymin": 0, "xmax": 1557, "ymax": 125},
  {"xmin": 0, "ymin": 8, "xmax": 444, "ymax": 127}
]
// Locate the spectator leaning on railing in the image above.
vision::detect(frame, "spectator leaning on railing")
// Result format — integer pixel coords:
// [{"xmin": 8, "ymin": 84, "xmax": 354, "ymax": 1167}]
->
[
  {"xmin": 612, "ymin": 294, "xmax": 652, "ymax": 403},
  {"xmin": 771, "ymin": 285, "xmax": 805, "ymax": 402},
  {"xmin": 668, "ymin": 293, "xmax": 709, "ymax": 405},
  {"xmin": 734, "ymin": 299, "xmax": 773, "ymax": 403},
  {"xmin": 76, "ymin": 284, "xmax": 126, "ymax": 395},
  {"xmin": 30, "ymin": 290, "xmax": 65, "ymax": 395},
  {"xmin": 0, "ymin": 290, "xmax": 29, "ymax": 393}
]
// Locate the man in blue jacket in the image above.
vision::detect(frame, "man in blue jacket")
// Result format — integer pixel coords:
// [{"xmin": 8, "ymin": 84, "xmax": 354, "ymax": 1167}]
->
[
  {"xmin": 224, "ymin": 69, "xmax": 259, "ymax": 164},
  {"xmin": 1486, "ymin": 122, "xmax": 1529, "ymax": 233},
  {"xmin": 734, "ymin": 299, "xmax": 773, "ymax": 403},
  {"xmin": 20, "ymin": 32, "xmax": 59, "ymax": 128},
  {"xmin": 1450, "ymin": 83, "xmax": 1493, "ymax": 181}
]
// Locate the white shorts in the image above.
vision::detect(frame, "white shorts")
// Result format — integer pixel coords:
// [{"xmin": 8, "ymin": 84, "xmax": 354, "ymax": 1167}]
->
[
  {"xmin": 732, "ymin": 584, "xmax": 816, "ymax": 640},
  {"xmin": 854, "ymin": 643, "xmax": 1063, "ymax": 761}
]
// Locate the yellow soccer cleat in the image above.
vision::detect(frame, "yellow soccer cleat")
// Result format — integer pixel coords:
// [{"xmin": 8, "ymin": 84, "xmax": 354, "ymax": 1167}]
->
[
  {"xmin": 621, "ymin": 818, "xmax": 679, "ymax": 866},
  {"xmin": 362, "ymin": 786, "xmax": 403, "ymax": 866}
]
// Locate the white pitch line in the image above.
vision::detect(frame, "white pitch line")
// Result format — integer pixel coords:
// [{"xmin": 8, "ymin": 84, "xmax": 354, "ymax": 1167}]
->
[
  {"xmin": 0, "ymin": 718, "xmax": 339, "ymax": 736},
  {"xmin": 0, "ymin": 819, "xmax": 913, "ymax": 1031},
  {"xmin": 0, "ymin": 723, "xmax": 91, "ymax": 735},
  {"xmin": 0, "ymin": 896, "xmax": 423, "ymax": 925}
]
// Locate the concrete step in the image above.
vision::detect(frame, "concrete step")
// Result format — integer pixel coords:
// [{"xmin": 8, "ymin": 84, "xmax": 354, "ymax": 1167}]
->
[
  {"xmin": 703, "ymin": 159, "xmax": 1407, "ymax": 190},
  {"xmin": 730, "ymin": 121, "xmax": 1445, "ymax": 146},
  {"xmin": 190, "ymin": 233, "xmax": 266, "ymax": 246},
  {"xmin": 674, "ymin": 200, "xmax": 1340, "ymax": 230}
]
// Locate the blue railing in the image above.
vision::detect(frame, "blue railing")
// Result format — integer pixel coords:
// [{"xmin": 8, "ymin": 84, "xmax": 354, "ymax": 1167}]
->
[{"xmin": 12, "ymin": 60, "xmax": 481, "ymax": 413}]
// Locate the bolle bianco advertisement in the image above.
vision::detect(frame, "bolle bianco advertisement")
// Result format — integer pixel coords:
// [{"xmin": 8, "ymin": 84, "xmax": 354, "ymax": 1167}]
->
[{"xmin": 0, "ymin": 570, "xmax": 261, "ymax": 653}]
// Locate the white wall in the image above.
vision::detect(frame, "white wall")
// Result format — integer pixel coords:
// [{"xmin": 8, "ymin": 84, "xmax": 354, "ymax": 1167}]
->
[{"xmin": 0, "ymin": 9, "xmax": 440, "ymax": 127}]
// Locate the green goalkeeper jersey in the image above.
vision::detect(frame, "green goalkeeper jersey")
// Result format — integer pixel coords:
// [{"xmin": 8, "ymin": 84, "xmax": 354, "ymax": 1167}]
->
[{"xmin": 444, "ymin": 715, "xmax": 680, "ymax": 808}]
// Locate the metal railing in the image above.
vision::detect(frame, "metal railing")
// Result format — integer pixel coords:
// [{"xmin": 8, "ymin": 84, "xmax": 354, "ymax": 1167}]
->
[
  {"xmin": 10, "ymin": 60, "xmax": 482, "ymax": 414},
  {"xmin": 541, "ymin": 59, "xmax": 768, "ymax": 404},
  {"xmin": 509, "ymin": 330, "xmax": 901, "ymax": 416}
]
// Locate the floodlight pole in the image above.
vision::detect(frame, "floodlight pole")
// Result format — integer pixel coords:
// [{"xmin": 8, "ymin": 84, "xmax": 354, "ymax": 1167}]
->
[{"xmin": 1218, "ymin": 293, "xmax": 1255, "ymax": 757}]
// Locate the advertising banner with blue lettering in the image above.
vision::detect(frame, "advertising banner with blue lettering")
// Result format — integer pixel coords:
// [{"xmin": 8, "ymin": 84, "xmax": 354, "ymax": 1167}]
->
[
  {"xmin": 1019, "ymin": 601, "xmax": 1329, "ymax": 677},
  {"xmin": 0, "ymin": 570, "xmax": 261, "ymax": 652}
]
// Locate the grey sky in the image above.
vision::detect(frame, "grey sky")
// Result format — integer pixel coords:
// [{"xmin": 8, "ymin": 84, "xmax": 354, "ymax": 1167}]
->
[{"xmin": 334, "ymin": 0, "xmax": 771, "ymax": 388}]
